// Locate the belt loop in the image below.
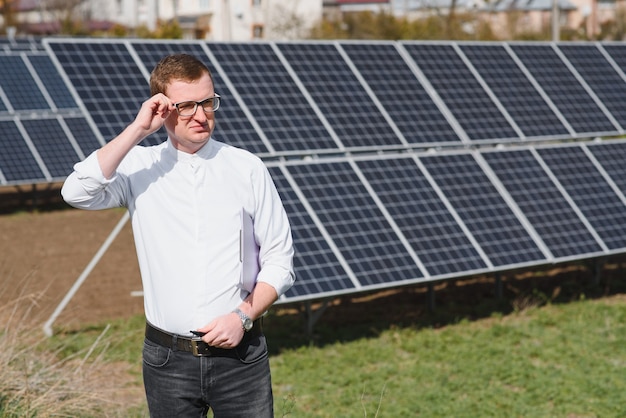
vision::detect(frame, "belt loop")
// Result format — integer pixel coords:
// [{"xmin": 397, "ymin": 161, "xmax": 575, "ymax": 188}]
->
[{"xmin": 172, "ymin": 334, "xmax": 178, "ymax": 352}]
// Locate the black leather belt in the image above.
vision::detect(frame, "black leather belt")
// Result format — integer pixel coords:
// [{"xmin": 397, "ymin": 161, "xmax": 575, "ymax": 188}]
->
[{"xmin": 145, "ymin": 320, "xmax": 262, "ymax": 357}]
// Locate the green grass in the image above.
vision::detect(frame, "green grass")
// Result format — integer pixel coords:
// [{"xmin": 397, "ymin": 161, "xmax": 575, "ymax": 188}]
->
[
  {"xmin": 43, "ymin": 272, "xmax": 626, "ymax": 418},
  {"xmin": 270, "ymin": 298, "xmax": 626, "ymax": 417}
]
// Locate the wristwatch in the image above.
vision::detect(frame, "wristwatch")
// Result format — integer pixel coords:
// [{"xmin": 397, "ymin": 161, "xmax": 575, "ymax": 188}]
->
[{"xmin": 233, "ymin": 308, "xmax": 254, "ymax": 332}]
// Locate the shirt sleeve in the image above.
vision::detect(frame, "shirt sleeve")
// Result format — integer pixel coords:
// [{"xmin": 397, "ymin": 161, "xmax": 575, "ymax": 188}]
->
[
  {"xmin": 61, "ymin": 150, "xmax": 128, "ymax": 210},
  {"xmin": 252, "ymin": 163, "xmax": 295, "ymax": 298}
]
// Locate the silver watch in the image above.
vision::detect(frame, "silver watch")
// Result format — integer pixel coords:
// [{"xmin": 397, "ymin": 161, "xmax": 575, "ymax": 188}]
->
[{"xmin": 233, "ymin": 308, "xmax": 254, "ymax": 332}]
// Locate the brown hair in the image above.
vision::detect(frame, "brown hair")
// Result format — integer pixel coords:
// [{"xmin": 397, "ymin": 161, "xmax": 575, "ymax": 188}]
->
[{"xmin": 149, "ymin": 53, "xmax": 214, "ymax": 96}]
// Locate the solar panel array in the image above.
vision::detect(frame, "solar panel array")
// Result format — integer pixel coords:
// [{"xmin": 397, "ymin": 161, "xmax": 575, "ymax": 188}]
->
[{"xmin": 2, "ymin": 38, "xmax": 626, "ymax": 303}]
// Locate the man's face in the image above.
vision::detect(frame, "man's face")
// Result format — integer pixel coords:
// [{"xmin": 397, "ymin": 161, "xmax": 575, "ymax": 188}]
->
[{"xmin": 164, "ymin": 72, "xmax": 216, "ymax": 153}]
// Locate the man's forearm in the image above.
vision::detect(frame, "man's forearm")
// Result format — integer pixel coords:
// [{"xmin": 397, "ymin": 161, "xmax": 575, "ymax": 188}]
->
[{"xmin": 239, "ymin": 282, "xmax": 278, "ymax": 321}]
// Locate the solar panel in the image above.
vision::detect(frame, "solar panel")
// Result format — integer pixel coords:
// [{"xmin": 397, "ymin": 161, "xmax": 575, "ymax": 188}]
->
[
  {"xmin": 64, "ymin": 117, "xmax": 102, "ymax": 157},
  {"xmin": 0, "ymin": 121, "xmax": 46, "ymax": 183},
  {"xmin": 130, "ymin": 41, "xmax": 271, "ymax": 155},
  {"xmin": 419, "ymin": 152, "xmax": 546, "ymax": 267},
  {"xmin": 29, "ymin": 54, "xmax": 78, "ymax": 110},
  {"xmin": 459, "ymin": 44, "xmax": 571, "ymax": 139},
  {"xmin": 558, "ymin": 44, "xmax": 626, "ymax": 131},
  {"xmin": 267, "ymin": 165, "xmax": 356, "ymax": 301},
  {"xmin": 339, "ymin": 42, "xmax": 461, "ymax": 146},
  {"xmin": 402, "ymin": 42, "xmax": 520, "ymax": 143},
  {"xmin": 277, "ymin": 42, "xmax": 403, "ymax": 150},
  {"xmin": 46, "ymin": 40, "xmax": 160, "ymax": 146},
  {"xmin": 22, "ymin": 118, "xmax": 82, "ymax": 179},
  {"xmin": 207, "ymin": 42, "xmax": 338, "ymax": 154},
  {"xmin": 510, "ymin": 44, "xmax": 618, "ymax": 136},
  {"xmin": 5, "ymin": 37, "xmax": 626, "ymax": 307},
  {"xmin": 0, "ymin": 55, "xmax": 50, "ymax": 110},
  {"xmin": 600, "ymin": 43, "xmax": 626, "ymax": 74},
  {"xmin": 537, "ymin": 145, "xmax": 626, "ymax": 250},
  {"xmin": 354, "ymin": 156, "xmax": 488, "ymax": 276},
  {"xmin": 286, "ymin": 160, "xmax": 425, "ymax": 287},
  {"xmin": 481, "ymin": 148, "xmax": 604, "ymax": 259},
  {"xmin": 586, "ymin": 140, "xmax": 626, "ymax": 197}
]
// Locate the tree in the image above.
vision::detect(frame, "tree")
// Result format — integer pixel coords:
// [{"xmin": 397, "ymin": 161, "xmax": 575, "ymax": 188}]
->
[{"xmin": 0, "ymin": 0, "xmax": 17, "ymax": 35}]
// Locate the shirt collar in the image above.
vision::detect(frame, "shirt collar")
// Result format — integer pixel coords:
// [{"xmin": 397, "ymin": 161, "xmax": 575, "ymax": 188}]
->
[{"xmin": 165, "ymin": 138, "xmax": 215, "ymax": 161}]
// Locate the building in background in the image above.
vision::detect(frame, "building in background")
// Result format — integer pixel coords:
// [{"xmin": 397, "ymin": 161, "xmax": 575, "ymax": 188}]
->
[
  {"xmin": 2, "ymin": 0, "xmax": 323, "ymax": 40},
  {"xmin": 1, "ymin": 0, "xmax": 624, "ymax": 39}
]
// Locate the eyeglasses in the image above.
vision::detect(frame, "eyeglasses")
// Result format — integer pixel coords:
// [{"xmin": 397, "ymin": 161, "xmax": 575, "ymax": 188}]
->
[{"xmin": 174, "ymin": 94, "xmax": 221, "ymax": 117}]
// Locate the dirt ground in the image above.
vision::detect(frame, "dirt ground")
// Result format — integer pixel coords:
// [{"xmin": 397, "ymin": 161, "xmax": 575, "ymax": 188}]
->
[{"xmin": 0, "ymin": 204, "xmax": 144, "ymax": 329}]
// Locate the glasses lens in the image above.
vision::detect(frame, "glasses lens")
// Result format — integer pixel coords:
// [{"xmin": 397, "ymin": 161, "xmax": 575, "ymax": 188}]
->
[
  {"xmin": 201, "ymin": 96, "xmax": 220, "ymax": 112},
  {"xmin": 176, "ymin": 101, "xmax": 196, "ymax": 116}
]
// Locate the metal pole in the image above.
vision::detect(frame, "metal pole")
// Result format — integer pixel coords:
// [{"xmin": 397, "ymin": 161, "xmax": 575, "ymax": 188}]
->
[
  {"xmin": 552, "ymin": 0, "xmax": 560, "ymax": 41},
  {"xmin": 43, "ymin": 211, "xmax": 130, "ymax": 337}
]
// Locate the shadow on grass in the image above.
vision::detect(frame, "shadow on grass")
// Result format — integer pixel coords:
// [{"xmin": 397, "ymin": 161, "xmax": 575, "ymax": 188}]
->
[{"xmin": 263, "ymin": 254, "xmax": 626, "ymax": 355}]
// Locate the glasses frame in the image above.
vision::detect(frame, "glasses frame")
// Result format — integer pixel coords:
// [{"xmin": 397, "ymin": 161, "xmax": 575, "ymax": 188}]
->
[{"xmin": 174, "ymin": 94, "xmax": 221, "ymax": 117}]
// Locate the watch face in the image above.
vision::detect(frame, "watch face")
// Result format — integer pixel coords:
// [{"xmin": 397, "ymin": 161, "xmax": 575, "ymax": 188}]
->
[{"xmin": 244, "ymin": 319, "xmax": 253, "ymax": 331}]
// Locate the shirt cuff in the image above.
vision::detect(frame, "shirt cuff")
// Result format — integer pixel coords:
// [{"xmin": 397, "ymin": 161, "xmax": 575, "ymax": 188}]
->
[
  {"xmin": 74, "ymin": 150, "xmax": 116, "ymax": 194},
  {"xmin": 257, "ymin": 265, "xmax": 295, "ymax": 298}
]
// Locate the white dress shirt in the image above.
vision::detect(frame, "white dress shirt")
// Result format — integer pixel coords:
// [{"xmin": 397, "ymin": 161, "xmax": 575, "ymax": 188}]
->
[{"xmin": 62, "ymin": 138, "xmax": 295, "ymax": 335}]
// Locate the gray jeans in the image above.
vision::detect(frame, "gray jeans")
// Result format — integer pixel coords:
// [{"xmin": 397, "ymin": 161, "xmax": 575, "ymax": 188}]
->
[{"xmin": 142, "ymin": 334, "xmax": 273, "ymax": 417}]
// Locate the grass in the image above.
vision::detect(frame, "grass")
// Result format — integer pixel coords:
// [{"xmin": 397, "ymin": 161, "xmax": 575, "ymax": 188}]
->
[{"xmin": 3, "ymin": 260, "xmax": 626, "ymax": 417}]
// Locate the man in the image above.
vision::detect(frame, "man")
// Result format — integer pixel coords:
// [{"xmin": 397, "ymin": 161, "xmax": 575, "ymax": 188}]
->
[{"xmin": 62, "ymin": 53, "xmax": 295, "ymax": 417}]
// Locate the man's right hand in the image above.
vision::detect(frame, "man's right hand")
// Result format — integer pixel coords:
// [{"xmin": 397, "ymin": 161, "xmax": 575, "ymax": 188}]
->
[{"xmin": 133, "ymin": 93, "xmax": 175, "ymax": 137}]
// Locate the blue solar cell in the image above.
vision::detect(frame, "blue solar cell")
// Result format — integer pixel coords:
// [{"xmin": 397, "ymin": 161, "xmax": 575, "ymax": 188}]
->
[
  {"xmin": 482, "ymin": 149, "xmax": 603, "ymax": 258},
  {"xmin": 29, "ymin": 55, "xmax": 77, "ymax": 109},
  {"xmin": 341, "ymin": 42, "xmax": 460, "ymax": 145},
  {"xmin": 460, "ymin": 44, "xmax": 569, "ymax": 139},
  {"xmin": 601, "ymin": 43, "xmax": 626, "ymax": 74},
  {"xmin": 64, "ymin": 117, "xmax": 102, "ymax": 157},
  {"xmin": 277, "ymin": 43, "xmax": 402, "ymax": 149},
  {"xmin": 268, "ymin": 166, "xmax": 355, "ymax": 299},
  {"xmin": 402, "ymin": 43, "xmax": 519, "ymax": 142},
  {"xmin": 355, "ymin": 157, "xmax": 487, "ymax": 276},
  {"xmin": 0, "ymin": 121, "xmax": 45, "ymax": 182},
  {"xmin": 130, "ymin": 41, "xmax": 270, "ymax": 155},
  {"xmin": 420, "ymin": 153, "xmax": 546, "ymax": 267},
  {"xmin": 0, "ymin": 55, "xmax": 50, "ymax": 110},
  {"xmin": 510, "ymin": 44, "xmax": 617, "ymax": 135},
  {"xmin": 23, "ymin": 119, "xmax": 81, "ymax": 178},
  {"xmin": 207, "ymin": 43, "xmax": 338, "ymax": 153},
  {"xmin": 537, "ymin": 146, "xmax": 626, "ymax": 250},
  {"xmin": 587, "ymin": 141, "xmax": 626, "ymax": 197},
  {"xmin": 48, "ymin": 41, "xmax": 161, "ymax": 146},
  {"xmin": 287, "ymin": 161, "xmax": 424, "ymax": 287},
  {"xmin": 557, "ymin": 44, "xmax": 626, "ymax": 130}
]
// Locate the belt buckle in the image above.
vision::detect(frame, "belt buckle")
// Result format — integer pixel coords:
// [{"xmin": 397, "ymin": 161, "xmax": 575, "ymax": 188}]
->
[{"xmin": 191, "ymin": 338, "xmax": 211, "ymax": 357}]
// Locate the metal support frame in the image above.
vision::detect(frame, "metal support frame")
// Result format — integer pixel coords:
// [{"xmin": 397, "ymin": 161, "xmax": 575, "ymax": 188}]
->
[{"xmin": 43, "ymin": 211, "xmax": 130, "ymax": 337}]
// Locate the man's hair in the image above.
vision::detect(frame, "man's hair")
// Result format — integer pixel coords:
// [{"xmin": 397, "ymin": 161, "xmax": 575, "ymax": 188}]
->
[{"xmin": 149, "ymin": 53, "xmax": 214, "ymax": 96}]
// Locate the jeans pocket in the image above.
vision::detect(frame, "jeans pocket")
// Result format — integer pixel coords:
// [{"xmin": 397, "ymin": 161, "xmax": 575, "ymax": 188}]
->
[
  {"xmin": 236, "ymin": 334, "xmax": 269, "ymax": 365},
  {"xmin": 143, "ymin": 338, "xmax": 171, "ymax": 368}
]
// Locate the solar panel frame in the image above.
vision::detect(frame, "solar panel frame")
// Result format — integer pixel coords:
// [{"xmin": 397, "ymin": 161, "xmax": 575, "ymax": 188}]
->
[
  {"xmin": 509, "ymin": 43, "xmax": 620, "ymax": 137},
  {"xmin": 536, "ymin": 143, "xmax": 626, "ymax": 251},
  {"xmin": 479, "ymin": 147, "xmax": 605, "ymax": 260},
  {"xmin": 284, "ymin": 157, "xmax": 426, "ymax": 289},
  {"xmin": 556, "ymin": 43, "xmax": 626, "ymax": 132},
  {"xmin": 276, "ymin": 41, "xmax": 405, "ymax": 151},
  {"xmin": 207, "ymin": 42, "xmax": 341, "ymax": 156},
  {"xmin": 339, "ymin": 41, "xmax": 463, "ymax": 147},
  {"xmin": 401, "ymin": 41, "xmax": 521, "ymax": 144},
  {"xmin": 265, "ymin": 163, "xmax": 359, "ymax": 302},
  {"xmin": 44, "ymin": 39, "xmax": 161, "ymax": 146},
  {"xmin": 354, "ymin": 154, "xmax": 490, "ymax": 278},
  {"xmin": 418, "ymin": 150, "xmax": 548, "ymax": 268},
  {"xmin": 458, "ymin": 43, "xmax": 572, "ymax": 141}
]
